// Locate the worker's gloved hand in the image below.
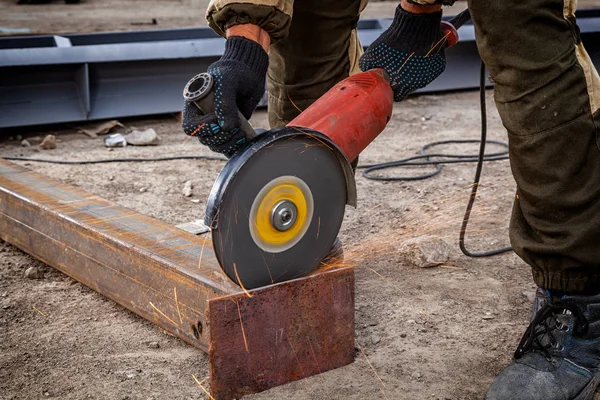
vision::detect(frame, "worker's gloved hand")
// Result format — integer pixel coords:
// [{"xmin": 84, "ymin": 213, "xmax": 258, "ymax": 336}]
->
[
  {"xmin": 359, "ymin": 5, "xmax": 446, "ymax": 101},
  {"xmin": 182, "ymin": 36, "xmax": 269, "ymax": 158}
]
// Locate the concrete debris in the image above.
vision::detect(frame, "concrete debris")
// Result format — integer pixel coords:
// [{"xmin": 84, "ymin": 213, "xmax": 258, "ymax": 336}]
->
[
  {"xmin": 25, "ymin": 266, "xmax": 43, "ymax": 279},
  {"xmin": 522, "ymin": 290, "xmax": 536, "ymax": 303},
  {"xmin": 182, "ymin": 180, "xmax": 193, "ymax": 197},
  {"xmin": 39, "ymin": 134, "xmax": 57, "ymax": 150},
  {"xmin": 104, "ymin": 133, "xmax": 127, "ymax": 148},
  {"xmin": 397, "ymin": 235, "xmax": 452, "ymax": 268},
  {"xmin": 78, "ymin": 120, "xmax": 125, "ymax": 138},
  {"xmin": 371, "ymin": 334, "xmax": 381, "ymax": 345},
  {"xmin": 125, "ymin": 128, "xmax": 161, "ymax": 146},
  {"xmin": 20, "ymin": 139, "xmax": 31, "ymax": 147}
]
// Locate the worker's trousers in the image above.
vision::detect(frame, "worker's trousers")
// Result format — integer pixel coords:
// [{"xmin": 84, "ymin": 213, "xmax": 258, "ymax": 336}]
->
[
  {"xmin": 469, "ymin": 0, "xmax": 600, "ymax": 293},
  {"xmin": 269, "ymin": 0, "xmax": 600, "ymax": 293}
]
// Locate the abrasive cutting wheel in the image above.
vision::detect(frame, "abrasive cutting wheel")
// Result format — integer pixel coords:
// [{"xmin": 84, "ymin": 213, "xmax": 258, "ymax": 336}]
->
[{"xmin": 205, "ymin": 128, "xmax": 354, "ymax": 289}]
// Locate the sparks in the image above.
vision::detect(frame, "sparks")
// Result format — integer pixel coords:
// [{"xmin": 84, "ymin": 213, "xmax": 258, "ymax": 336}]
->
[
  {"xmin": 235, "ymin": 300, "xmax": 250, "ymax": 353},
  {"xmin": 233, "ymin": 263, "xmax": 253, "ymax": 298},
  {"xmin": 149, "ymin": 301, "xmax": 178, "ymax": 326},
  {"xmin": 174, "ymin": 287, "xmax": 183, "ymax": 324},
  {"xmin": 192, "ymin": 374, "xmax": 215, "ymax": 400},
  {"xmin": 355, "ymin": 339, "xmax": 389, "ymax": 400}
]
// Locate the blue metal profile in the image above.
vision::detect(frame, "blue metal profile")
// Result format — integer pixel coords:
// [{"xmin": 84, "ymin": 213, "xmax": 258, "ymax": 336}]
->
[{"xmin": 1, "ymin": 10, "xmax": 599, "ymax": 129}]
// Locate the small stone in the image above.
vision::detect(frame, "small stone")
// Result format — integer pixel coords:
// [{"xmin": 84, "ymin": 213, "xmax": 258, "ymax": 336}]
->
[
  {"xmin": 25, "ymin": 267, "xmax": 43, "ymax": 279},
  {"xmin": 482, "ymin": 314, "xmax": 495, "ymax": 320},
  {"xmin": 109, "ymin": 176, "xmax": 115, "ymax": 181},
  {"xmin": 190, "ymin": 199, "xmax": 200, "ymax": 203},
  {"xmin": 139, "ymin": 187, "xmax": 147, "ymax": 193},
  {"xmin": 21, "ymin": 139, "xmax": 31, "ymax": 147},
  {"xmin": 406, "ymin": 319, "xmax": 416, "ymax": 324},
  {"xmin": 400, "ymin": 333, "xmax": 407, "ymax": 338},
  {"xmin": 411, "ymin": 372, "xmax": 423, "ymax": 379},
  {"xmin": 371, "ymin": 334, "xmax": 381, "ymax": 345},
  {"xmin": 147, "ymin": 341, "xmax": 160, "ymax": 349},
  {"xmin": 2, "ymin": 304, "xmax": 10, "ymax": 310},
  {"xmin": 522, "ymin": 290, "xmax": 536, "ymax": 303},
  {"xmin": 125, "ymin": 128, "xmax": 161, "ymax": 146},
  {"xmin": 182, "ymin": 181, "xmax": 193, "ymax": 197},
  {"xmin": 44, "ymin": 392, "xmax": 50, "ymax": 397},
  {"xmin": 397, "ymin": 235, "xmax": 452, "ymax": 268},
  {"xmin": 39, "ymin": 135, "xmax": 57, "ymax": 150}
]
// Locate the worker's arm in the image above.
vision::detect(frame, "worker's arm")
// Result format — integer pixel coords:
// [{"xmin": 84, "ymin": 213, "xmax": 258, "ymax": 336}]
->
[
  {"xmin": 359, "ymin": 0, "xmax": 449, "ymax": 101},
  {"xmin": 181, "ymin": 25, "xmax": 269, "ymax": 157},
  {"xmin": 206, "ymin": 0, "xmax": 293, "ymax": 44},
  {"xmin": 182, "ymin": 1, "xmax": 288, "ymax": 157}
]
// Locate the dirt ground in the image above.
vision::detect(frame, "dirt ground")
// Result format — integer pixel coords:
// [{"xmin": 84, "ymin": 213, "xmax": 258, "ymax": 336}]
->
[{"xmin": 2, "ymin": 1, "xmax": 600, "ymax": 400}]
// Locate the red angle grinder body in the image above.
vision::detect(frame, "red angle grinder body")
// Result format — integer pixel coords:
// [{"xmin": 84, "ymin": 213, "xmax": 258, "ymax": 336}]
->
[{"xmin": 289, "ymin": 68, "xmax": 394, "ymax": 163}]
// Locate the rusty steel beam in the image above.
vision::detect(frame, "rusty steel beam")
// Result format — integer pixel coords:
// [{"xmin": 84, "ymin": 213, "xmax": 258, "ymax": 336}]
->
[{"xmin": 0, "ymin": 158, "xmax": 355, "ymax": 400}]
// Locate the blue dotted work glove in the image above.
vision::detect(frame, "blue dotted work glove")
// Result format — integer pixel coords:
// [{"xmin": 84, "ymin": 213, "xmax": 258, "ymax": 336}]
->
[
  {"xmin": 359, "ymin": 5, "xmax": 446, "ymax": 101},
  {"xmin": 182, "ymin": 36, "xmax": 269, "ymax": 158}
]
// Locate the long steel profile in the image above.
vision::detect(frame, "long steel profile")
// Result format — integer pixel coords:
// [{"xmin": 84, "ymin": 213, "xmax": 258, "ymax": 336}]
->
[
  {"xmin": 0, "ymin": 158, "xmax": 355, "ymax": 400},
  {"xmin": 0, "ymin": 10, "xmax": 599, "ymax": 129}
]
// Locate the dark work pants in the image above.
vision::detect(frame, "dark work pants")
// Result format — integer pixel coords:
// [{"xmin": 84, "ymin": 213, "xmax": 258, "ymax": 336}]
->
[
  {"xmin": 469, "ymin": 0, "xmax": 600, "ymax": 293},
  {"xmin": 267, "ymin": 0, "xmax": 365, "ymax": 128}
]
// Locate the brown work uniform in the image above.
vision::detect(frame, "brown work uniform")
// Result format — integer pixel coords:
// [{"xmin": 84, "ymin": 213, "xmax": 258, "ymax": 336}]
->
[{"xmin": 206, "ymin": 0, "xmax": 600, "ymax": 294}]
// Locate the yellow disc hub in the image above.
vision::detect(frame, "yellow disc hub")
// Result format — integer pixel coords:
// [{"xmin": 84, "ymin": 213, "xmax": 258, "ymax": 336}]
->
[
  {"xmin": 254, "ymin": 184, "xmax": 306, "ymax": 245},
  {"xmin": 249, "ymin": 176, "xmax": 314, "ymax": 253}
]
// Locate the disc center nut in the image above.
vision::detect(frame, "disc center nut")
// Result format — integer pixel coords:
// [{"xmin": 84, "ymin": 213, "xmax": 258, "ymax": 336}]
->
[{"xmin": 271, "ymin": 200, "xmax": 298, "ymax": 232}]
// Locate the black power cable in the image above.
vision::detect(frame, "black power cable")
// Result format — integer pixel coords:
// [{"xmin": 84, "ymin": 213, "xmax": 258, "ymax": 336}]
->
[
  {"xmin": 1, "ymin": 154, "xmax": 227, "ymax": 164},
  {"xmin": 459, "ymin": 63, "xmax": 512, "ymax": 256},
  {"xmin": 358, "ymin": 62, "xmax": 513, "ymax": 257}
]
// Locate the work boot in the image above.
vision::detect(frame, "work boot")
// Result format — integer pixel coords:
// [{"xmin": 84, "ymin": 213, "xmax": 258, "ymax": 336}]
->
[{"xmin": 486, "ymin": 289, "xmax": 600, "ymax": 400}]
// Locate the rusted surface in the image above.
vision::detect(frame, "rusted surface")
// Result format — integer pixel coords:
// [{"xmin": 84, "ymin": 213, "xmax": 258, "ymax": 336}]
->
[
  {"xmin": 0, "ymin": 159, "xmax": 355, "ymax": 399},
  {"xmin": 209, "ymin": 267, "xmax": 355, "ymax": 400}
]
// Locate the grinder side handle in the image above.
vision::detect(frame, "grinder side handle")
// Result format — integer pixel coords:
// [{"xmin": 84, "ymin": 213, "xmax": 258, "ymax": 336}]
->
[{"xmin": 183, "ymin": 72, "xmax": 257, "ymax": 140}]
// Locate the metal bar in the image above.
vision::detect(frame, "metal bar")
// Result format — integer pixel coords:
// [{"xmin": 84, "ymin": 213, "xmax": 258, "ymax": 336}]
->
[
  {"xmin": 1, "ymin": 10, "xmax": 599, "ymax": 129},
  {"xmin": 0, "ymin": 158, "xmax": 355, "ymax": 400}
]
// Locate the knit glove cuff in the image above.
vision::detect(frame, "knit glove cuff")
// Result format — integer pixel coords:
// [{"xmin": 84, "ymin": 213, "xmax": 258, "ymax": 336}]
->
[
  {"xmin": 383, "ymin": 6, "xmax": 444, "ymax": 54},
  {"xmin": 221, "ymin": 36, "xmax": 269, "ymax": 77}
]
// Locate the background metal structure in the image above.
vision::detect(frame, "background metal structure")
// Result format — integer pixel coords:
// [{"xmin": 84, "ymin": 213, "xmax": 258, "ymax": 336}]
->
[{"xmin": 1, "ymin": 10, "xmax": 599, "ymax": 129}]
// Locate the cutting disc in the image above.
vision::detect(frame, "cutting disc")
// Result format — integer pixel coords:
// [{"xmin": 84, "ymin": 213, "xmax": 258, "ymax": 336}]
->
[{"xmin": 209, "ymin": 131, "xmax": 349, "ymax": 289}]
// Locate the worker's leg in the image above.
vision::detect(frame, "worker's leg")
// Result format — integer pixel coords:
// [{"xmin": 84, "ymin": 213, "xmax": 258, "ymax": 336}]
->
[
  {"xmin": 469, "ymin": 0, "xmax": 600, "ymax": 293},
  {"xmin": 266, "ymin": 0, "xmax": 367, "ymax": 128},
  {"xmin": 469, "ymin": 1, "xmax": 600, "ymax": 398}
]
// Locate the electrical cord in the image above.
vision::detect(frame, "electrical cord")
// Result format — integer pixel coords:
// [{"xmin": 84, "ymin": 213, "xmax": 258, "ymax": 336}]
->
[
  {"xmin": 0, "ymin": 154, "xmax": 227, "ymax": 164},
  {"xmin": 358, "ymin": 61, "xmax": 513, "ymax": 257},
  {"xmin": 459, "ymin": 62, "xmax": 512, "ymax": 256}
]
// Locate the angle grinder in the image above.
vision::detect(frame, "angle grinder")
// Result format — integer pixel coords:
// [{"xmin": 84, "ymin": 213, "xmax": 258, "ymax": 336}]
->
[{"xmin": 183, "ymin": 12, "xmax": 469, "ymax": 289}]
